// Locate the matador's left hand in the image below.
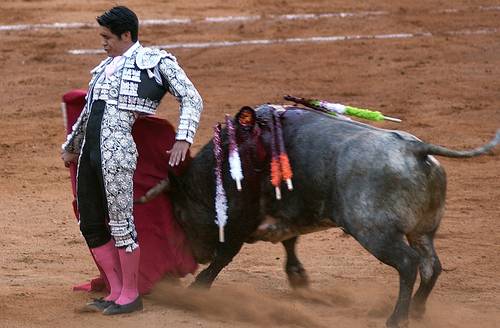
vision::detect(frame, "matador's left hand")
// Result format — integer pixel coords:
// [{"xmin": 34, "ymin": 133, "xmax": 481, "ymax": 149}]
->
[{"xmin": 167, "ymin": 140, "xmax": 190, "ymax": 167}]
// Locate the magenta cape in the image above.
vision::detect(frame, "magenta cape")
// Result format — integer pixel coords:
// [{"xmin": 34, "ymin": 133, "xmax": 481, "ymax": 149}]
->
[{"xmin": 62, "ymin": 89, "xmax": 198, "ymax": 294}]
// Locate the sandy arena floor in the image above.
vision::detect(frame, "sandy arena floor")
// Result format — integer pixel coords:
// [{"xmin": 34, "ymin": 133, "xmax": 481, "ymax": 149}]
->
[{"xmin": 0, "ymin": 1, "xmax": 499, "ymax": 327}]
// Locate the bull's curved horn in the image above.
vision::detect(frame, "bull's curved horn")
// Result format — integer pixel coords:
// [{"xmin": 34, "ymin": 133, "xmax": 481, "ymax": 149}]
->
[{"xmin": 134, "ymin": 178, "xmax": 170, "ymax": 204}]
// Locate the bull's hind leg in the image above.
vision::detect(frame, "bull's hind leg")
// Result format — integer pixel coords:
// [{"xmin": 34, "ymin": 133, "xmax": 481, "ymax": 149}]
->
[
  {"xmin": 354, "ymin": 232, "xmax": 419, "ymax": 328},
  {"xmin": 408, "ymin": 233, "xmax": 442, "ymax": 319},
  {"xmin": 191, "ymin": 240, "xmax": 244, "ymax": 288},
  {"xmin": 282, "ymin": 237, "xmax": 309, "ymax": 289}
]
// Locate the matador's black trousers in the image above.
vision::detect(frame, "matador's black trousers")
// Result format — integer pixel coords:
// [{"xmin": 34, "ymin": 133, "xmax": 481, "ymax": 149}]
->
[{"xmin": 77, "ymin": 100, "xmax": 112, "ymax": 248}]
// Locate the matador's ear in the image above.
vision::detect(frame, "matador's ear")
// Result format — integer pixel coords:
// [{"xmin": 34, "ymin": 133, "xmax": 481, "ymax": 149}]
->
[{"xmin": 235, "ymin": 106, "xmax": 256, "ymax": 129}]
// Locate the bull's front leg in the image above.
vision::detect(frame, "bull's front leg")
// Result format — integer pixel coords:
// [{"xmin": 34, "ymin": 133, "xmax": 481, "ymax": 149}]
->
[
  {"xmin": 282, "ymin": 237, "xmax": 309, "ymax": 289},
  {"xmin": 191, "ymin": 240, "xmax": 244, "ymax": 288}
]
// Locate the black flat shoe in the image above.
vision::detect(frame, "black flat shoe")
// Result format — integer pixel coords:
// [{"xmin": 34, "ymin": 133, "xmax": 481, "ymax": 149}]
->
[
  {"xmin": 83, "ymin": 298, "xmax": 115, "ymax": 312},
  {"xmin": 102, "ymin": 297, "xmax": 143, "ymax": 315}
]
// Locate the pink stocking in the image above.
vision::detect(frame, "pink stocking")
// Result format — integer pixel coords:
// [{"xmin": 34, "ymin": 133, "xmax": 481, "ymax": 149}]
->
[
  {"xmin": 90, "ymin": 240, "xmax": 122, "ymax": 301},
  {"xmin": 116, "ymin": 246, "xmax": 140, "ymax": 305}
]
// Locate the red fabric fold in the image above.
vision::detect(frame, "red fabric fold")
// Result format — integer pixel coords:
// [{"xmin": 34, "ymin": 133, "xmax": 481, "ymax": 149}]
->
[{"xmin": 63, "ymin": 89, "xmax": 197, "ymax": 294}]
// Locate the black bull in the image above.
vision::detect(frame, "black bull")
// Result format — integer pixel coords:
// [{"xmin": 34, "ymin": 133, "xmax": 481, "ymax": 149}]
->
[{"xmin": 137, "ymin": 105, "xmax": 500, "ymax": 328}]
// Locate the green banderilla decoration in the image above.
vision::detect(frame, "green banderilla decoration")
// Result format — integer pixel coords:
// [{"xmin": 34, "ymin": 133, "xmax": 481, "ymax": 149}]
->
[{"xmin": 284, "ymin": 95, "xmax": 402, "ymax": 123}]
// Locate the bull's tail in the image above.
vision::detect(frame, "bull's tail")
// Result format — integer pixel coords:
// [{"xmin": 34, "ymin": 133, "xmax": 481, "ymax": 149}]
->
[
  {"xmin": 134, "ymin": 178, "xmax": 170, "ymax": 204},
  {"xmin": 412, "ymin": 129, "xmax": 500, "ymax": 158}
]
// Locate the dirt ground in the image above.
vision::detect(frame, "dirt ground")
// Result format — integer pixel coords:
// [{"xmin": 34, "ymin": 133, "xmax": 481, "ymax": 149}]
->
[{"xmin": 1, "ymin": 1, "xmax": 499, "ymax": 327}]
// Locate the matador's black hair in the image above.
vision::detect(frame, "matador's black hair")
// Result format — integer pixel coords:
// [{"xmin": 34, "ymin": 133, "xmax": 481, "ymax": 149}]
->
[{"xmin": 97, "ymin": 6, "xmax": 139, "ymax": 42}]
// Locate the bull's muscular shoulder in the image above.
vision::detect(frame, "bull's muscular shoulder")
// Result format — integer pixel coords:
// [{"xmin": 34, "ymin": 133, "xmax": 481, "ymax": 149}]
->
[{"xmin": 136, "ymin": 47, "xmax": 177, "ymax": 69}]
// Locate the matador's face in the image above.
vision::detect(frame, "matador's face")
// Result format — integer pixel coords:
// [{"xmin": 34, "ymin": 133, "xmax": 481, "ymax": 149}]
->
[{"xmin": 99, "ymin": 26, "xmax": 132, "ymax": 57}]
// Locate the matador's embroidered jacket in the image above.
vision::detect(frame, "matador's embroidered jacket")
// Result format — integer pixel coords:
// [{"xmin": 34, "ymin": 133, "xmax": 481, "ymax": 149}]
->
[{"xmin": 62, "ymin": 43, "xmax": 203, "ymax": 251}]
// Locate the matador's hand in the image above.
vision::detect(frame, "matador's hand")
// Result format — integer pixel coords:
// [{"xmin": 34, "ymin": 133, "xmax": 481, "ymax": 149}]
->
[
  {"xmin": 61, "ymin": 151, "xmax": 79, "ymax": 168},
  {"xmin": 167, "ymin": 140, "xmax": 190, "ymax": 167}
]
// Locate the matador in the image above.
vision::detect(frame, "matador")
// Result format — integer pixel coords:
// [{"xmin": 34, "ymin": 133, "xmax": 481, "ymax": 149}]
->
[{"xmin": 61, "ymin": 6, "xmax": 203, "ymax": 315}]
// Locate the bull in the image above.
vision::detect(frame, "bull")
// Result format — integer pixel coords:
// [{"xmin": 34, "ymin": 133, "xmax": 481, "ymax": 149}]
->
[{"xmin": 138, "ymin": 104, "xmax": 500, "ymax": 328}]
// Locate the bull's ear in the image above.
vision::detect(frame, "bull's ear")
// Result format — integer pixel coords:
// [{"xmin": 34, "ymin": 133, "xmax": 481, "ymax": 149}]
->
[{"xmin": 235, "ymin": 106, "xmax": 256, "ymax": 129}]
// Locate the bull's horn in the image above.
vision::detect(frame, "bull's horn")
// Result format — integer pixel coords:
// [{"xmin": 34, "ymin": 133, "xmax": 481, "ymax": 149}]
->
[{"xmin": 134, "ymin": 178, "xmax": 170, "ymax": 204}]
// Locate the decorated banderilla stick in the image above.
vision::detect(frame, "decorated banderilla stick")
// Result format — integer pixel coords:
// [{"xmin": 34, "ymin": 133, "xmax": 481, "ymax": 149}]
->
[
  {"xmin": 225, "ymin": 115, "xmax": 243, "ymax": 191},
  {"xmin": 213, "ymin": 123, "xmax": 228, "ymax": 242},
  {"xmin": 273, "ymin": 110, "xmax": 293, "ymax": 191},
  {"xmin": 269, "ymin": 112, "xmax": 282, "ymax": 200},
  {"xmin": 284, "ymin": 95, "xmax": 402, "ymax": 123}
]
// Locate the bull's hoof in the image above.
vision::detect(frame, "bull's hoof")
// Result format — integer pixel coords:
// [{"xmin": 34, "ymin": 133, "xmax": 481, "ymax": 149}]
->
[
  {"xmin": 410, "ymin": 303, "xmax": 426, "ymax": 320},
  {"xmin": 386, "ymin": 316, "xmax": 409, "ymax": 328},
  {"xmin": 189, "ymin": 273, "xmax": 213, "ymax": 289},
  {"xmin": 286, "ymin": 265, "xmax": 309, "ymax": 289},
  {"xmin": 189, "ymin": 280, "xmax": 211, "ymax": 289}
]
